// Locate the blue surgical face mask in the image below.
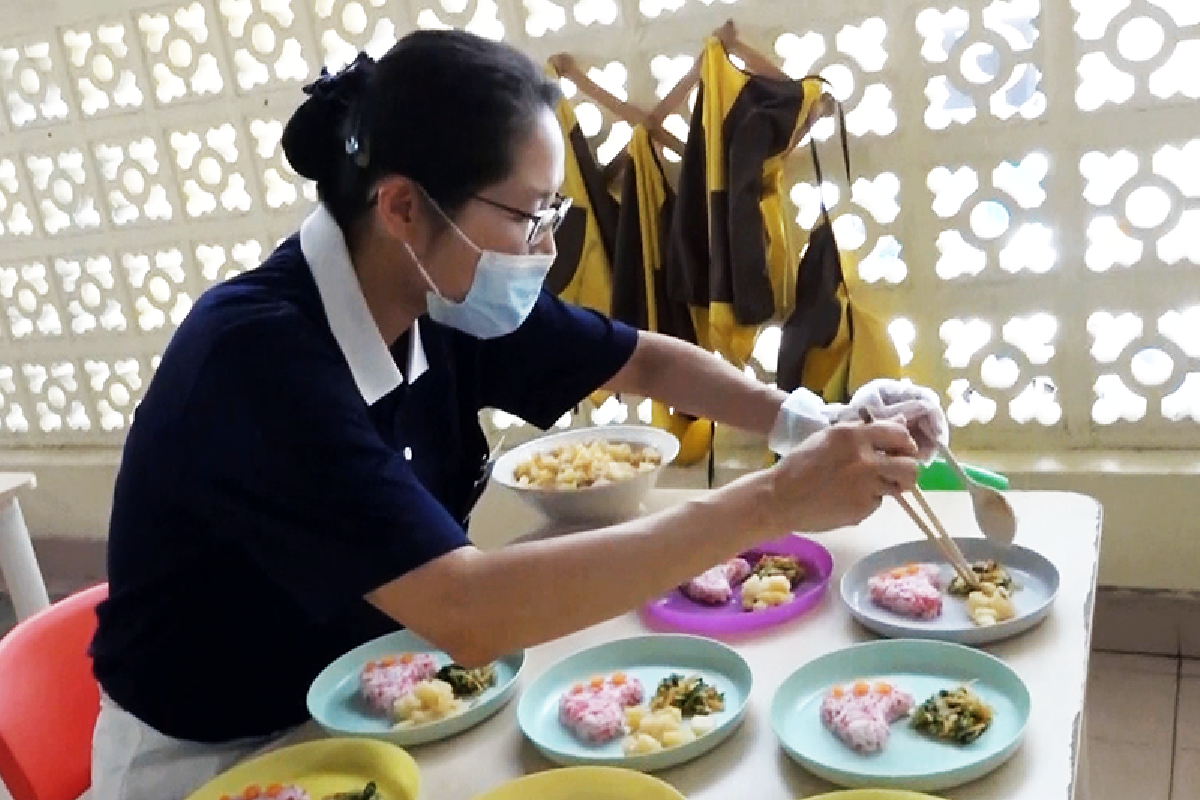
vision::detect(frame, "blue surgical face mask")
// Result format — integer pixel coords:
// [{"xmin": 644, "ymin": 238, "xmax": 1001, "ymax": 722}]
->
[{"xmin": 406, "ymin": 242, "xmax": 552, "ymax": 340}]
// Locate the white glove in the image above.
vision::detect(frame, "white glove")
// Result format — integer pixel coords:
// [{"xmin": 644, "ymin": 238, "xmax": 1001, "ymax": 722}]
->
[
  {"xmin": 768, "ymin": 387, "xmax": 842, "ymax": 456},
  {"xmin": 832, "ymin": 378, "xmax": 948, "ymax": 462}
]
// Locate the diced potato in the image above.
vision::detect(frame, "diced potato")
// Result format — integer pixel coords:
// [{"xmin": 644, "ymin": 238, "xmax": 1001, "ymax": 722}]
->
[
  {"xmin": 512, "ymin": 441, "xmax": 661, "ymax": 490},
  {"xmin": 625, "ymin": 706, "xmax": 647, "ymax": 729},
  {"xmin": 662, "ymin": 727, "xmax": 695, "ymax": 748},
  {"xmin": 763, "ymin": 575, "xmax": 792, "ymax": 593},
  {"xmin": 621, "ymin": 733, "xmax": 663, "ymax": 755},
  {"xmin": 758, "ymin": 590, "xmax": 792, "ymax": 607},
  {"xmin": 637, "ymin": 710, "xmax": 677, "ymax": 740}
]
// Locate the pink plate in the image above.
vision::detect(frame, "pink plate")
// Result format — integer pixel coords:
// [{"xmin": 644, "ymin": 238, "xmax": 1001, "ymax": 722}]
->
[{"xmin": 641, "ymin": 534, "xmax": 834, "ymax": 638}]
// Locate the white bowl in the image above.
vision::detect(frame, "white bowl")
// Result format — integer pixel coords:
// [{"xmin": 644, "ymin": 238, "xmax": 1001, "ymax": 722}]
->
[{"xmin": 492, "ymin": 425, "xmax": 680, "ymax": 524}]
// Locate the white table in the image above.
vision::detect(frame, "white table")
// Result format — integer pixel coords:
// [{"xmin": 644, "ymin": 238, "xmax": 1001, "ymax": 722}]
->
[
  {"xmin": 292, "ymin": 489, "xmax": 1102, "ymax": 800},
  {"xmin": 0, "ymin": 473, "xmax": 48, "ymax": 622}
]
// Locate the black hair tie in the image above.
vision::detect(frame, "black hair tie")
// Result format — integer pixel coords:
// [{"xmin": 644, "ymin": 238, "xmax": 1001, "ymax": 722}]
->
[{"xmin": 303, "ymin": 52, "xmax": 377, "ymax": 168}]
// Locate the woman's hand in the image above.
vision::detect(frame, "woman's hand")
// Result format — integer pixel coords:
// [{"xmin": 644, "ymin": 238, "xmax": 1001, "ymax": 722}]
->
[
  {"xmin": 766, "ymin": 419, "xmax": 919, "ymax": 532},
  {"xmin": 368, "ymin": 420, "xmax": 918, "ymax": 668},
  {"xmin": 830, "ymin": 379, "xmax": 948, "ymax": 462}
]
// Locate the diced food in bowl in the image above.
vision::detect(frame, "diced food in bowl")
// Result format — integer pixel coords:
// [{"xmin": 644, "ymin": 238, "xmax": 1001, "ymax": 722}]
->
[{"xmin": 513, "ymin": 440, "xmax": 662, "ymax": 490}]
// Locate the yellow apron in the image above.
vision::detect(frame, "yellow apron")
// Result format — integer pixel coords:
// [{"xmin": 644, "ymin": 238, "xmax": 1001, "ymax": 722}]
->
[{"xmin": 664, "ymin": 38, "xmax": 825, "ymax": 368}]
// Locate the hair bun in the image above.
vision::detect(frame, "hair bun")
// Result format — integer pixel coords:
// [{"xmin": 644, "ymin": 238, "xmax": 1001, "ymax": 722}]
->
[{"xmin": 282, "ymin": 53, "xmax": 377, "ymax": 186}]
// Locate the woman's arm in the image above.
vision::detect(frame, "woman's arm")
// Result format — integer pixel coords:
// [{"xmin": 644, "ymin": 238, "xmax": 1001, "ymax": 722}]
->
[
  {"xmin": 368, "ymin": 420, "xmax": 918, "ymax": 666},
  {"xmin": 603, "ymin": 331, "xmax": 787, "ymax": 437}
]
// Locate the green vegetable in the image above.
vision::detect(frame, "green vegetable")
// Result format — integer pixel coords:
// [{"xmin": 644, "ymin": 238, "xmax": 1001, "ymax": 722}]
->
[
  {"xmin": 435, "ymin": 663, "xmax": 496, "ymax": 698},
  {"xmin": 323, "ymin": 782, "xmax": 380, "ymax": 800},
  {"xmin": 751, "ymin": 554, "xmax": 805, "ymax": 587},
  {"xmin": 911, "ymin": 686, "xmax": 993, "ymax": 745},
  {"xmin": 650, "ymin": 673, "xmax": 725, "ymax": 717},
  {"xmin": 947, "ymin": 560, "xmax": 1013, "ymax": 597}
]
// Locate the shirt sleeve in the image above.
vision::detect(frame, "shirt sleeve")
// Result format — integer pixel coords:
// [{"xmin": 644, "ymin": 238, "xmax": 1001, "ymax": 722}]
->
[
  {"xmin": 179, "ymin": 310, "xmax": 470, "ymax": 624},
  {"xmin": 477, "ymin": 290, "xmax": 640, "ymax": 429}
]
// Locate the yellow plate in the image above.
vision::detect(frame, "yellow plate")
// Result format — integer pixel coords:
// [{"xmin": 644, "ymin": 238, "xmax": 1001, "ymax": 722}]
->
[
  {"xmin": 185, "ymin": 738, "xmax": 419, "ymax": 800},
  {"xmin": 806, "ymin": 792, "xmax": 942, "ymax": 800},
  {"xmin": 468, "ymin": 767, "xmax": 684, "ymax": 800}
]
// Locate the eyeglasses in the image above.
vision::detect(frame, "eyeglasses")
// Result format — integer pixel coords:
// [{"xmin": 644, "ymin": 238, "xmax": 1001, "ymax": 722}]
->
[{"xmin": 472, "ymin": 193, "xmax": 572, "ymax": 246}]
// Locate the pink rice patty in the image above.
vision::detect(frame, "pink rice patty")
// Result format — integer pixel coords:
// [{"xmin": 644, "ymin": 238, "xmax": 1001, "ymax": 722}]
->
[
  {"xmin": 681, "ymin": 557, "xmax": 752, "ymax": 606},
  {"xmin": 868, "ymin": 563, "xmax": 944, "ymax": 619},
  {"xmin": 359, "ymin": 653, "xmax": 440, "ymax": 715},
  {"xmin": 559, "ymin": 674, "xmax": 646, "ymax": 744},
  {"xmin": 821, "ymin": 682, "xmax": 915, "ymax": 754}
]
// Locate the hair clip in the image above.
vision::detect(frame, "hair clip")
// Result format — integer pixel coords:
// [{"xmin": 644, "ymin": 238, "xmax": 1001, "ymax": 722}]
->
[{"xmin": 303, "ymin": 52, "xmax": 376, "ymax": 168}]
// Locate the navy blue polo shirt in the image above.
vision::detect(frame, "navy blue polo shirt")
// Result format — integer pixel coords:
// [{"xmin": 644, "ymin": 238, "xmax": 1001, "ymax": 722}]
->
[{"xmin": 90, "ymin": 205, "xmax": 638, "ymax": 743}]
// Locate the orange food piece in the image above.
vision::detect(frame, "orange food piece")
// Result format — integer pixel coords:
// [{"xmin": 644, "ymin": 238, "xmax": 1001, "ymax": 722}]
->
[
  {"xmin": 611, "ymin": 672, "xmax": 627, "ymax": 685},
  {"xmin": 904, "ymin": 564, "xmax": 920, "ymax": 576},
  {"xmin": 363, "ymin": 660, "xmax": 376, "ymax": 671},
  {"xmin": 380, "ymin": 656, "xmax": 396, "ymax": 668},
  {"xmin": 570, "ymin": 683, "xmax": 583, "ymax": 694},
  {"xmin": 875, "ymin": 682, "xmax": 892, "ymax": 695},
  {"xmin": 242, "ymin": 786, "xmax": 262, "ymax": 800},
  {"xmin": 265, "ymin": 785, "xmax": 284, "ymax": 798},
  {"xmin": 400, "ymin": 653, "xmax": 415, "ymax": 665},
  {"xmin": 830, "ymin": 686, "xmax": 845, "ymax": 699},
  {"xmin": 851, "ymin": 681, "xmax": 870, "ymax": 697},
  {"xmin": 589, "ymin": 675, "xmax": 604, "ymax": 689},
  {"xmin": 889, "ymin": 568, "xmax": 906, "ymax": 579}
]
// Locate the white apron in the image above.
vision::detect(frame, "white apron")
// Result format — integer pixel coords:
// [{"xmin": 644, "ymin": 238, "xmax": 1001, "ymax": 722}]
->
[{"xmin": 89, "ymin": 693, "xmax": 290, "ymax": 800}]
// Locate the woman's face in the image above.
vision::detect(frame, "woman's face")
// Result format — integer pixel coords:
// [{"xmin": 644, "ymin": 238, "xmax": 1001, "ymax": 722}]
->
[{"xmin": 422, "ymin": 106, "xmax": 566, "ymax": 303}]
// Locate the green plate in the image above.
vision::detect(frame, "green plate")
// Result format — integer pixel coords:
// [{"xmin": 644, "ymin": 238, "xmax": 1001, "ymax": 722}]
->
[
  {"xmin": 772, "ymin": 639, "xmax": 1030, "ymax": 791},
  {"xmin": 517, "ymin": 634, "xmax": 752, "ymax": 773},
  {"xmin": 307, "ymin": 629, "xmax": 524, "ymax": 747}
]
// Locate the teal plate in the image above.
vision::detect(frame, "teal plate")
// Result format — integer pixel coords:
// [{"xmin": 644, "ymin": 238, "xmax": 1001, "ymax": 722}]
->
[
  {"xmin": 307, "ymin": 629, "xmax": 524, "ymax": 747},
  {"xmin": 517, "ymin": 634, "xmax": 752, "ymax": 773},
  {"xmin": 771, "ymin": 639, "xmax": 1030, "ymax": 792}
]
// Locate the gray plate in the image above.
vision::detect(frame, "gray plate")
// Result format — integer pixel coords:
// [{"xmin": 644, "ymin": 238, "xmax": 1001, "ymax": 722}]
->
[{"xmin": 840, "ymin": 538, "xmax": 1059, "ymax": 646}]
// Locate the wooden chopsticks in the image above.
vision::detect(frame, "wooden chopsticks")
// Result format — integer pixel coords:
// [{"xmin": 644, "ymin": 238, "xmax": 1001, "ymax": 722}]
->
[{"xmin": 857, "ymin": 407, "xmax": 981, "ymax": 589}]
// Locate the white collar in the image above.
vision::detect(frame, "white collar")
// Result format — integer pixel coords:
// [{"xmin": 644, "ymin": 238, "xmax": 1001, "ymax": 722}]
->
[{"xmin": 299, "ymin": 204, "xmax": 428, "ymax": 406}]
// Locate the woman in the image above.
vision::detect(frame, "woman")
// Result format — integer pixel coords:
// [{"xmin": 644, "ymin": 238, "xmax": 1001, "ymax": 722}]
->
[{"xmin": 88, "ymin": 30, "xmax": 944, "ymax": 800}]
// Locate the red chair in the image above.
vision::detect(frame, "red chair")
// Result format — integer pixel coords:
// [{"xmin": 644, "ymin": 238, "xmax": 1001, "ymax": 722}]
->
[{"xmin": 0, "ymin": 583, "xmax": 107, "ymax": 800}]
